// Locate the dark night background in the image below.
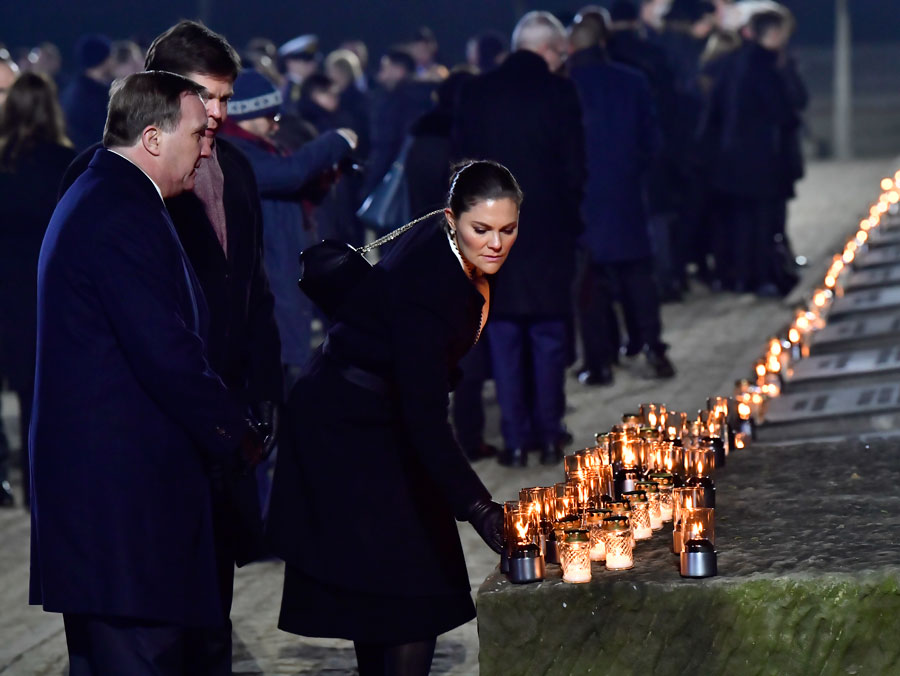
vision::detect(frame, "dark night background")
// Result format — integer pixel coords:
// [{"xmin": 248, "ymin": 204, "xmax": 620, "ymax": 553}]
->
[{"xmin": 1, "ymin": 1, "xmax": 896, "ymax": 72}]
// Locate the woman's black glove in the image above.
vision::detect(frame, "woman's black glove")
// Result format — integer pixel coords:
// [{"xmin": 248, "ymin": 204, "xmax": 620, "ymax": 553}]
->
[{"xmin": 468, "ymin": 498, "xmax": 504, "ymax": 554}]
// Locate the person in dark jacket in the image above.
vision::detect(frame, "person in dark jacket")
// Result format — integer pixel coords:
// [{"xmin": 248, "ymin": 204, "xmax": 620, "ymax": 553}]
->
[
  {"xmin": 58, "ymin": 21, "xmax": 284, "ymax": 673},
  {"xmin": 453, "ymin": 11, "xmax": 586, "ymax": 467},
  {"xmin": 59, "ymin": 34, "xmax": 113, "ymax": 151},
  {"xmin": 0, "ymin": 73, "xmax": 76, "ymax": 508},
  {"xmin": 568, "ymin": 19, "xmax": 676, "ymax": 385},
  {"xmin": 698, "ymin": 9, "xmax": 800, "ymax": 295},
  {"xmin": 267, "ymin": 161, "xmax": 519, "ymax": 676},
  {"xmin": 31, "ymin": 71, "xmax": 266, "ymax": 675}
]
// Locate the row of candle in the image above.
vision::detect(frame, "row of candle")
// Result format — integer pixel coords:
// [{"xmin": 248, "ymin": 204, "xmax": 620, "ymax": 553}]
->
[
  {"xmin": 502, "ymin": 401, "xmax": 729, "ymax": 584},
  {"xmin": 739, "ymin": 173, "xmax": 900, "ymax": 425}
]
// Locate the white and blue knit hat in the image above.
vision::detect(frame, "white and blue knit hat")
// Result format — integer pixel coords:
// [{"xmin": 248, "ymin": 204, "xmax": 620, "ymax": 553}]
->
[{"xmin": 227, "ymin": 70, "xmax": 282, "ymax": 121}]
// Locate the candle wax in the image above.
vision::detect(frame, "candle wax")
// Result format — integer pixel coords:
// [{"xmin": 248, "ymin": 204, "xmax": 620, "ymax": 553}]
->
[
  {"xmin": 650, "ymin": 512, "xmax": 663, "ymax": 531},
  {"xmin": 563, "ymin": 566, "xmax": 592, "ymax": 583},
  {"xmin": 590, "ymin": 541, "xmax": 606, "ymax": 562},
  {"xmin": 633, "ymin": 525, "xmax": 652, "ymax": 540},
  {"xmin": 605, "ymin": 552, "xmax": 633, "ymax": 570},
  {"xmin": 661, "ymin": 505, "xmax": 673, "ymax": 521}
]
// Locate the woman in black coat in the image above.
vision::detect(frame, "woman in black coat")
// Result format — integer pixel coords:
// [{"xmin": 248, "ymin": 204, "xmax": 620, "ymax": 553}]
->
[
  {"xmin": 267, "ymin": 161, "xmax": 522, "ymax": 675},
  {"xmin": 0, "ymin": 72, "xmax": 76, "ymax": 506}
]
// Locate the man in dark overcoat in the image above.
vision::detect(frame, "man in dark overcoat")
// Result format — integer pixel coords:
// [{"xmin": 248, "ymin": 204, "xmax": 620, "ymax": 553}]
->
[
  {"xmin": 30, "ymin": 71, "xmax": 264, "ymax": 674},
  {"xmin": 568, "ymin": 18, "xmax": 676, "ymax": 384},
  {"xmin": 453, "ymin": 11, "xmax": 586, "ymax": 467},
  {"xmin": 58, "ymin": 22, "xmax": 284, "ymax": 672}
]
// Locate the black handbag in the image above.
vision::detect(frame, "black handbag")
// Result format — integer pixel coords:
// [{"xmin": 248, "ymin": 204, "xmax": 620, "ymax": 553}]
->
[
  {"xmin": 356, "ymin": 136, "xmax": 413, "ymax": 234},
  {"xmin": 298, "ymin": 209, "xmax": 443, "ymax": 318}
]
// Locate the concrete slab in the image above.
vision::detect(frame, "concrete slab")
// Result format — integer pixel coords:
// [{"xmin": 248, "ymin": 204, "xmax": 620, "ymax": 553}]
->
[
  {"xmin": 842, "ymin": 263, "xmax": 900, "ymax": 291},
  {"xmin": 852, "ymin": 244, "xmax": 900, "ymax": 270},
  {"xmin": 757, "ymin": 383, "xmax": 900, "ymax": 441},
  {"xmin": 828, "ymin": 284, "xmax": 900, "ymax": 319},
  {"xmin": 808, "ymin": 312, "xmax": 900, "ymax": 354},
  {"xmin": 783, "ymin": 345, "xmax": 900, "ymax": 392}
]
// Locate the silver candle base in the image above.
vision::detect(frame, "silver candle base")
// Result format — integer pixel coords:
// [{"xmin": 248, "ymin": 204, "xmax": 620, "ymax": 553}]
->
[
  {"xmin": 508, "ymin": 546, "xmax": 546, "ymax": 584},
  {"xmin": 680, "ymin": 547, "xmax": 717, "ymax": 578}
]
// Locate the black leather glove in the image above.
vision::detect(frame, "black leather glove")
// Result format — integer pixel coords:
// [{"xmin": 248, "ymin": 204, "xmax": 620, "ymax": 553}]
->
[
  {"xmin": 468, "ymin": 498, "xmax": 504, "ymax": 554},
  {"xmin": 253, "ymin": 400, "xmax": 279, "ymax": 461},
  {"xmin": 236, "ymin": 421, "xmax": 265, "ymax": 473}
]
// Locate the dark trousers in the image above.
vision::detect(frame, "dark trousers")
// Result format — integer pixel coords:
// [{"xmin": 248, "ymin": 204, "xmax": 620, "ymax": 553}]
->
[
  {"xmin": 716, "ymin": 195, "xmax": 787, "ymax": 291},
  {"xmin": 487, "ymin": 318, "xmax": 567, "ymax": 450},
  {"xmin": 452, "ymin": 338, "xmax": 489, "ymax": 454},
  {"xmin": 63, "ymin": 614, "xmax": 230, "ymax": 676},
  {"xmin": 579, "ymin": 259, "xmax": 664, "ymax": 371}
]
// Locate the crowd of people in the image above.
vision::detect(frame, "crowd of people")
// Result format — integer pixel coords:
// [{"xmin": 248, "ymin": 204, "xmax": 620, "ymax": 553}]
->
[{"xmin": 0, "ymin": 2, "xmax": 808, "ymax": 673}]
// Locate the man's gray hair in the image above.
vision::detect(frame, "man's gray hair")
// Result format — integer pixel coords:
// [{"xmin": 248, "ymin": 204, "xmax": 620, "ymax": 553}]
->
[
  {"xmin": 512, "ymin": 11, "xmax": 567, "ymax": 52},
  {"xmin": 102, "ymin": 70, "xmax": 206, "ymax": 148}
]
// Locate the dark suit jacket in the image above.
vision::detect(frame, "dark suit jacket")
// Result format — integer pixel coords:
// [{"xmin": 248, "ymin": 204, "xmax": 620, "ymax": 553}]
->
[
  {"xmin": 60, "ymin": 139, "xmax": 283, "ymax": 405},
  {"xmin": 570, "ymin": 48, "xmax": 662, "ymax": 263},
  {"xmin": 30, "ymin": 149, "xmax": 248, "ymax": 626},
  {"xmin": 452, "ymin": 50, "xmax": 586, "ymax": 318},
  {"xmin": 266, "ymin": 217, "xmax": 491, "ymax": 598},
  {"xmin": 0, "ymin": 142, "xmax": 76, "ymax": 391}
]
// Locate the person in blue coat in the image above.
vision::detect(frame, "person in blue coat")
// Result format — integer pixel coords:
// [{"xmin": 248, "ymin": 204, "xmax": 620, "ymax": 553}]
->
[
  {"xmin": 220, "ymin": 69, "xmax": 356, "ymax": 382},
  {"xmin": 568, "ymin": 18, "xmax": 675, "ymax": 385},
  {"xmin": 30, "ymin": 72, "xmax": 265, "ymax": 674}
]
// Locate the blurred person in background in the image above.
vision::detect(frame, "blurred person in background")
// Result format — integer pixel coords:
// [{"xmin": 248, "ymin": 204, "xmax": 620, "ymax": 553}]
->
[
  {"xmin": 567, "ymin": 18, "xmax": 675, "ymax": 386},
  {"xmin": 697, "ymin": 9, "xmax": 800, "ymax": 296},
  {"xmin": 0, "ymin": 50, "xmax": 19, "ymax": 107},
  {"xmin": 408, "ymin": 27, "xmax": 448, "ymax": 82},
  {"xmin": 26, "ymin": 42, "xmax": 64, "ymax": 88},
  {"xmin": 465, "ymin": 31, "xmax": 507, "ymax": 73},
  {"xmin": 60, "ymin": 34, "xmax": 114, "ymax": 151},
  {"xmin": 0, "ymin": 73, "xmax": 74, "ymax": 508},
  {"xmin": 245, "ymin": 37, "xmax": 283, "ymax": 88},
  {"xmin": 453, "ymin": 11, "xmax": 586, "ymax": 467},
  {"xmin": 340, "ymin": 39, "xmax": 371, "ymax": 91},
  {"xmin": 109, "ymin": 40, "xmax": 144, "ymax": 80},
  {"xmin": 278, "ymin": 34, "xmax": 321, "ymax": 117},
  {"xmin": 325, "ymin": 48, "xmax": 371, "ymax": 158},
  {"xmin": 363, "ymin": 48, "xmax": 433, "ymax": 197}
]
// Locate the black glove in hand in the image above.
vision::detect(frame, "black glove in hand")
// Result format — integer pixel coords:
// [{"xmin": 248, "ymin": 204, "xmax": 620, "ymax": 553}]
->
[
  {"xmin": 237, "ymin": 421, "xmax": 265, "ymax": 473},
  {"xmin": 252, "ymin": 400, "xmax": 279, "ymax": 460},
  {"xmin": 468, "ymin": 499, "xmax": 504, "ymax": 555}
]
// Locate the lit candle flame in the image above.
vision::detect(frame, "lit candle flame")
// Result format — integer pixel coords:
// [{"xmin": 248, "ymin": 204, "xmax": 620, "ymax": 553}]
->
[
  {"xmin": 756, "ymin": 363, "xmax": 766, "ymax": 378},
  {"xmin": 697, "ymin": 459, "xmax": 703, "ymax": 475},
  {"xmin": 648, "ymin": 412, "xmax": 657, "ymax": 427},
  {"xmin": 685, "ymin": 497, "xmax": 693, "ymax": 510},
  {"xmin": 691, "ymin": 522, "xmax": 703, "ymax": 539},
  {"xmin": 665, "ymin": 456, "xmax": 673, "ymax": 472},
  {"xmin": 738, "ymin": 402, "xmax": 751, "ymax": 419},
  {"xmin": 515, "ymin": 518, "xmax": 529, "ymax": 542}
]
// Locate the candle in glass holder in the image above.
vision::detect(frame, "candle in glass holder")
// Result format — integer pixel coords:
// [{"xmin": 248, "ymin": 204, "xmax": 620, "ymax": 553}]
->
[
  {"xmin": 650, "ymin": 472, "xmax": 675, "ymax": 521},
  {"xmin": 554, "ymin": 482, "xmax": 578, "ymax": 521},
  {"xmin": 639, "ymin": 402, "xmax": 666, "ymax": 430},
  {"xmin": 501, "ymin": 501, "xmax": 520, "ymax": 573},
  {"xmin": 622, "ymin": 490, "xmax": 652, "ymax": 540},
  {"xmin": 672, "ymin": 487, "xmax": 700, "ymax": 554},
  {"xmin": 679, "ymin": 508, "xmax": 717, "ymax": 578},
  {"xmin": 594, "ymin": 432, "xmax": 611, "ymax": 465},
  {"xmin": 684, "ymin": 446, "xmax": 716, "ymax": 509},
  {"xmin": 636, "ymin": 481, "xmax": 663, "ymax": 531},
  {"xmin": 564, "ymin": 454, "xmax": 586, "ymax": 482},
  {"xmin": 582, "ymin": 508, "xmax": 610, "ymax": 561},
  {"xmin": 602, "ymin": 516, "xmax": 634, "ymax": 570},
  {"xmin": 519, "ymin": 487, "xmax": 545, "ymax": 541},
  {"xmin": 559, "ymin": 529, "xmax": 592, "ymax": 583}
]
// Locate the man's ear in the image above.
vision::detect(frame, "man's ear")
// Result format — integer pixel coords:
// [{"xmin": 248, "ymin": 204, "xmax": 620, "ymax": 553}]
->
[{"xmin": 141, "ymin": 125, "xmax": 162, "ymax": 157}]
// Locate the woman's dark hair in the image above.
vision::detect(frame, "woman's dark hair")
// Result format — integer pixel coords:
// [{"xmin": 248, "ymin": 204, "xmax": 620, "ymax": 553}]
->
[
  {"xmin": 145, "ymin": 20, "xmax": 241, "ymax": 82},
  {"xmin": 0, "ymin": 72, "xmax": 70, "ymax": 172},
  {"xmin": 446, "ymin": 160, "xmax": 523, "ymax": 218}
]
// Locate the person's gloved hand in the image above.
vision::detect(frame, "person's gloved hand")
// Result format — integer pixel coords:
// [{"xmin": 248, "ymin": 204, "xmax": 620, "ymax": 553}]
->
[
  {"xmin": 468, "ymin": 498, "xmax": 504, "ymax": 554},
  {"xmin": 253, "ymin": 401, "xmax": 279, "ymax": 461},
  {"xmin": 236, "ymin": 421, "xmax": 265, "ymax": 473}
]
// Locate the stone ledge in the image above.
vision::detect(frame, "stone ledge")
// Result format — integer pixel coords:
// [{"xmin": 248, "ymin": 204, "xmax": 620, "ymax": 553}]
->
[{"xmin": 477, "ymin": 439, "xmax": 900, "ymax": 675}]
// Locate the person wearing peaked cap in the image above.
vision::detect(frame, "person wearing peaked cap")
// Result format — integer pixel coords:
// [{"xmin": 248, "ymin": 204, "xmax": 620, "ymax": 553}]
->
[
  {"xmin": 59, "ymin": 34, "xmax": 114, "ymax": 151},
  {"xmin": 279, "ymin": 34, "xmax": 321, "ymax": 116}
]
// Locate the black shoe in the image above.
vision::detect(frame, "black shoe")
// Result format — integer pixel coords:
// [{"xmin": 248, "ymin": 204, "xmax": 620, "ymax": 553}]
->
[
  {"xmin": 540, "ymin": 442, "xmax": 564, "ymax": 466},
  {"xmin": 577, "ymin": 366, "xmax": 614, "ymax": 386},
  {"xmin": 498, "ymin": 448, "xmax": 527, "ymax": 468},
  {"xmin": 465, "ymin": 442, "xmax": 498, "ymax": 461},
  {"xmin": 0, "ymin": 481, "xmax": 14, "ymax": 508},
  {"xmin": 644, "ymin": 349, "xmax": 675, "ymax": 379}
]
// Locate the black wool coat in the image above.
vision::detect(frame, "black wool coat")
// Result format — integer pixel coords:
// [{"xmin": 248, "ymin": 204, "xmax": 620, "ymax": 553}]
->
[
  {"xmin": 266, "ymin": 218, "xmax": 492, "ymax": 598},
  {"xmin": 60, "ymin": 138, "xmax": 283, "ymax": 405},
  {"xmin": 452, "ymin": 50, "xmax": 586, "ymax": 318}
]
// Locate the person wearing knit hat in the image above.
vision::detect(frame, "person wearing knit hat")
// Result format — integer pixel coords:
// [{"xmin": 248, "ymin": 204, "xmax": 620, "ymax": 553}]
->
[
  {"xmin": 60, "ymin": 34, "xmax": 114, "ymax": 150},
  {"xmin": 228, "ymin": 69, "xmax": 283, "ymax": 125}
]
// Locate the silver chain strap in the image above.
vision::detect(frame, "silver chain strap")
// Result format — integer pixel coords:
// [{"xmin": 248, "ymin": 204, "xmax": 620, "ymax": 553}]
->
[{"xmin": 356, "ymin": 209, "xmax": 445, "ymax": 255}]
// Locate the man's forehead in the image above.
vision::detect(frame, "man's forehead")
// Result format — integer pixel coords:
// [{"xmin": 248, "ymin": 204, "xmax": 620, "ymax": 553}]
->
[{"xmin": 184, "ymin": 72, "xmax": 234, "ymax": 97}]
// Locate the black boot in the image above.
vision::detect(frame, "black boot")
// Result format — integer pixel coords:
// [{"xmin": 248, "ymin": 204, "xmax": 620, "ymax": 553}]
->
[
  {"xmin": 498, "ymin": 448, "xmax": 527, "ymax": 468},
  {"xmin": 540, "ymin": 441, "xmax": 564, "ymax": 466},
  {"xmin": 0, "ymin": 480, "xmax": 14, "ymax": 507}
]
